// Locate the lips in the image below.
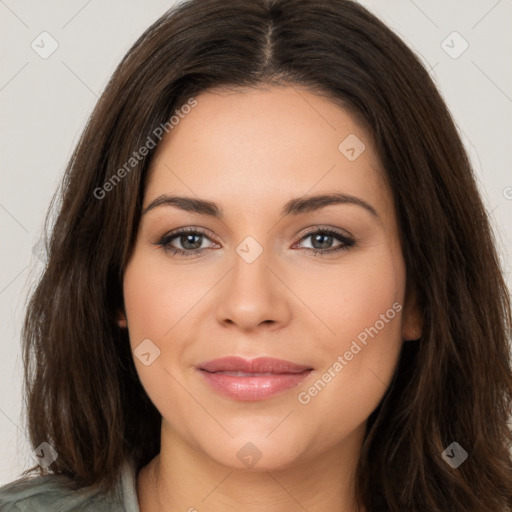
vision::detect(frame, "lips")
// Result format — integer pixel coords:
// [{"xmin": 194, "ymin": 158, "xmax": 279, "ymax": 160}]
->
[
  {"xmin": 197, "ymin": 356, "xmax": 313, "ymax": 401},
  {"xmin": 199, "ymin": 356, "xmax": 312, "ymax": 374}
]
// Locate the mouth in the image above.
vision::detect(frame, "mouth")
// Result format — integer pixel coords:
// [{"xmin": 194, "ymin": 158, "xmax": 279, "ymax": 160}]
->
[{"xmin": 197, "ymin": 356, "xmax": 314, "ymax": 401}]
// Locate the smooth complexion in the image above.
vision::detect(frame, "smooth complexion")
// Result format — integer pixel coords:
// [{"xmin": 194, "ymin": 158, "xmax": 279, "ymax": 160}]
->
[{"xmin": 120, "ymin": 85, "xmax": 422, "ymax": 512}]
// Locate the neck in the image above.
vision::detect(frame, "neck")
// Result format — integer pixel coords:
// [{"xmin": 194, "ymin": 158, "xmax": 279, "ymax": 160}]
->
[{"xmin": 137, "ymin": 420, "xmax": 366, "ymax": 512}]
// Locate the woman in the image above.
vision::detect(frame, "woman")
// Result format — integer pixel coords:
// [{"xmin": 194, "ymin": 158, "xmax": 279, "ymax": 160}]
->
[{"xmin": 0, "ymin": 0, "xmax": 511, "ymax": 510}]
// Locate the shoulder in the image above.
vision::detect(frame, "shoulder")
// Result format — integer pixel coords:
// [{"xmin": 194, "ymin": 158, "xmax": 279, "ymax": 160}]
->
[{"xmin": 0, "ymin": 462, "xmax": 137, "ymax": 512}]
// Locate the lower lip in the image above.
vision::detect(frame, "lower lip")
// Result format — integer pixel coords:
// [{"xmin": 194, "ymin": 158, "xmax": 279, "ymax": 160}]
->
[{"xmin": 199, "ymin": 370, "xmax": 312, "ymax": 401}]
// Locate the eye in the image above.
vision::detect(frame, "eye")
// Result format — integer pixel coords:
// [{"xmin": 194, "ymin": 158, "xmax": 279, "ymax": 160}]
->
[
  {"xmin": 293, "ymin": 227, "xmax": 356, "ymax": 257},
  {"xmin": 153, "ymin": 226, "xmax": 356, "ymax": 258},
  {"xmin": 153, "ymin": 227, "xmax": 218, "ymax": 258}
]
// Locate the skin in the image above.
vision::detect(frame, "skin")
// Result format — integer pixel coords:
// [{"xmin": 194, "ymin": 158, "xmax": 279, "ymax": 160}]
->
[{"xmin": 120, "ymin": 85, "xmax": 422, "ymax": 512}]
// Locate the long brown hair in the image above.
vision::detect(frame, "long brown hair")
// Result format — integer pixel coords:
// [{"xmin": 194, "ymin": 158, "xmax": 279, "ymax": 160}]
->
[{"xmin": 15, "ymin": 0, "xmax": 512, "ymax": 510}]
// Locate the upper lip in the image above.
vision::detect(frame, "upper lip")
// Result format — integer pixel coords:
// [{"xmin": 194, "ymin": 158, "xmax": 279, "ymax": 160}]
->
[{"xmin": 198, "ymin": 356, "xmax": 313, "ymax": 374}]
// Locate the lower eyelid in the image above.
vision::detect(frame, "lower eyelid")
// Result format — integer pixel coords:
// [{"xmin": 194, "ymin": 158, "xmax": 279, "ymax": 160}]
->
[
  {"xmin": 159, "ymin": 229, "xmax": 353, "ymax": 255},
  {"xmin": 166, "ymin": 232, "xmax": 217, "ymax": 250}
]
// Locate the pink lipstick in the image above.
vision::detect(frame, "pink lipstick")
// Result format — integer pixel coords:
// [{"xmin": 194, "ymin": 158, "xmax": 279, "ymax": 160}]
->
[{"xmin": 198, "ymin": 356, "xmax": 313, "ymax": 401}]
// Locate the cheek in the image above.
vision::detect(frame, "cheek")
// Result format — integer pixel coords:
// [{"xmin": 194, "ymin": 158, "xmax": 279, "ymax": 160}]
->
[
  {"xmin": 294, "ymin": 245, "xmax": 404, "ymax": 429},
  {"xmin": 122, "ymin": 254, "xmax": 203, "ymax": 345},
  {"xmin": 294, "ymin": 244, "xmax": 401, "ymax": 352},
  {"xmin": 122, "ymin": 255, "xmax": 196, "ymax": 415}
]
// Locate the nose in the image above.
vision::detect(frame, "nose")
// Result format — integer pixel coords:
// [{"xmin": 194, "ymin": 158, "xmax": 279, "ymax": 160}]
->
[{"xmin": 214, "ymin": 241, "xmax": 292, "ymax": 332}]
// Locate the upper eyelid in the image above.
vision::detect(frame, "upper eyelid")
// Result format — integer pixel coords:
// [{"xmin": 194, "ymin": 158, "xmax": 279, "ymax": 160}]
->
[
  {"xmin": 163, "ymin": 226, "xmax": 219, "ymax": 244},
  {"xmin": 159, "ymin": 226, "xmax": 354, "ymax": 247}
]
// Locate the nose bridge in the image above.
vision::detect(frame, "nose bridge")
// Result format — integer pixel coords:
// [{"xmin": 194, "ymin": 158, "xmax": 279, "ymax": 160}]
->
[
  {"xmin": 214, "ymin": 231, "xmax": 290, "ymax": 329},
  {"xmin": 235, "ymin": 234, "xmax": 266, "ymax": 266},
  {"xmin": 229, "ymin": 233, "xmax": 273, "ymax": 298}
]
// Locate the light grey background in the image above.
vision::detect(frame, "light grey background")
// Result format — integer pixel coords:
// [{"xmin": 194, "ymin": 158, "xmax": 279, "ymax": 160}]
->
[{"xmin": 1, "ymin": 0, "xmax": 511, "ymax": 485}]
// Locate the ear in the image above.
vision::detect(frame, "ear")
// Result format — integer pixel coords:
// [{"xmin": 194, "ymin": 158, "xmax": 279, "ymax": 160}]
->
[
  {"xmin": 117, "ymin": 310, "xmax": 128, "ymax": 328},
  {"xmin": 401, "ymin": 286, "xmax": 423, "ymax": 341}
]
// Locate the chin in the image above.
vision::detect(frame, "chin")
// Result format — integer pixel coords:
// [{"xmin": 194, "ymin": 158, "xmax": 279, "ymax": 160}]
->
[{"xmin": 197, "ymin": 432, "xmax": 309, "ymax": 472}]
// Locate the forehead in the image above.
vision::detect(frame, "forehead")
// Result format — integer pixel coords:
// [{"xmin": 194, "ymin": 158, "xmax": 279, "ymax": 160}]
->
[{"xmin": 145, "ymin": 85, "xmax": 395, "ymax": 228}]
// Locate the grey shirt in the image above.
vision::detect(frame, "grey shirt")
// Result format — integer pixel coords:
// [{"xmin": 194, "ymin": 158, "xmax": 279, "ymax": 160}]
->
[{"xmin": 0, "ymin": 460, "xmax": 140, "ymax": 511}]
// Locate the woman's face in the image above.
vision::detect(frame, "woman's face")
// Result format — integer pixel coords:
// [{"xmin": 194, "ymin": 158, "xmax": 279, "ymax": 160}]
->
[{"xmin": 122, "ymin": 85, "xmax": 420, "ymax": 471}]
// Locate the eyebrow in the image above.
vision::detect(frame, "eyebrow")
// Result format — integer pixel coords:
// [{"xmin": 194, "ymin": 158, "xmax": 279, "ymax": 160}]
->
[{"xmin": 142, "ymin": 192, "xmax": 379, "ymax": 219}]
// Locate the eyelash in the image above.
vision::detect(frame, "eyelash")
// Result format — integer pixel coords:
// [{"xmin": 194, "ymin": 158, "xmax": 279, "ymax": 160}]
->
[{"xmin": 153, "ymin": 226, "xmax": 356, "ymax": 258}]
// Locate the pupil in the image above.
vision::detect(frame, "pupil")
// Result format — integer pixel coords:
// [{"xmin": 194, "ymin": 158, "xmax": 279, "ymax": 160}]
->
[
  {"xmin": 314, "ymin": 233, "xmax": 332, "ymax": 249},
  {"xmin": 183, "ymin": 234, "xmax": 201, "ymax": 249},
  {"xmin": 179, "ymin": 233, "xmax": 334, "ymax": 251}
]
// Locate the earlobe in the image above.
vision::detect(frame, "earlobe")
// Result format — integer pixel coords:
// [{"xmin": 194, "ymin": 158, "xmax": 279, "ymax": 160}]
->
[
  {"xmin": 117, "ymin": 311, "xmax": 128, "ymax": 328},
  {"xmin": 401, "ymin": 287, "xmax": 423, "ymax": 341},
  {"xmin": 402, "ymin": 316, "xmax": 422, "ymax": 341},
  {"xmin": 404, "ymin": 328, "xmax": 422, "ymax": 341}
]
